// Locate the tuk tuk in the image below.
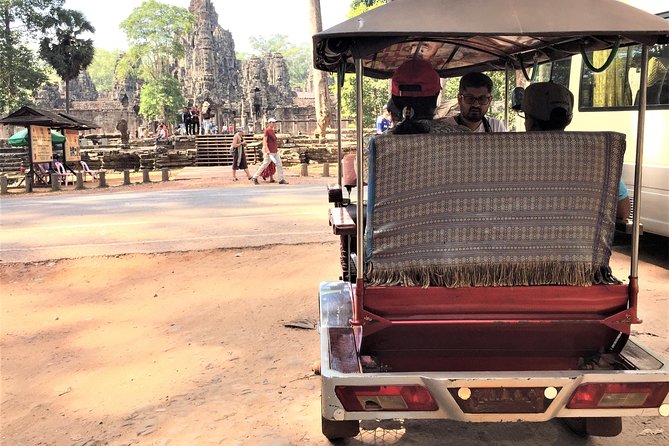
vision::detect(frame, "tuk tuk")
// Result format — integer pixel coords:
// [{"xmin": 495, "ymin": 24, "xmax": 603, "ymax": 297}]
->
[{"xmin": 313, "ymin": 0, "xmax": 669, "ymax": 440}]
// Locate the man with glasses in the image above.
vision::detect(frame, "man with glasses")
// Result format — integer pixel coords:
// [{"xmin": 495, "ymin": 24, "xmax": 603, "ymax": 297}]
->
[{"xmin": 445, "ymin": 72, "xmax": 507, "ymax": 132}]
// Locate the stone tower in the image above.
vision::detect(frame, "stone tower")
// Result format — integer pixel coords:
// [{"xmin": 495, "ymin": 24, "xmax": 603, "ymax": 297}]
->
[
  {"xmin": 239, "ymin": 53, "xmax": 294, "ymax": 131},
  {"xmin": 180, "ymin": 0, "xmax": 242, "ymax": 114},
  {"xmin": 35, "ymin": 72, "xmax": 98, "ymax": 109}
]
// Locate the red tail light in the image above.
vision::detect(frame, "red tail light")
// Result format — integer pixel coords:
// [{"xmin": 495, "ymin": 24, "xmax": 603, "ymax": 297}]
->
[
  {"xmin": 335, "ymin": 385, "xmax": 438, "ymax": 411},
  {"xmin": 567, "ymin": 382, "xmax": 669, "ymax": 409}
]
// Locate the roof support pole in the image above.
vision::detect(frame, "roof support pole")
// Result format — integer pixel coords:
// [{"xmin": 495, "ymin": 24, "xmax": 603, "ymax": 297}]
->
[
  {"xmin": 631, "ymin": 44, "xmax": 648, "ymax": 280},
  {"xmin": 337, "ymin": 68, "xmax": 343, "ymax": 187},
  {"xmin": 355, "ymin": 58, "xmax": 365, "ymax": 281},
  {"xmin": 627, "ymin": 44, "xmax": 649, "ymax": 324},
  {"xmin": 504, "ymin": 65, "xmax": 510, "ymax": 128}
]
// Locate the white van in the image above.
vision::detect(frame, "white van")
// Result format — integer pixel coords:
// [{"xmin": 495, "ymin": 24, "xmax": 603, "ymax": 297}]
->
[{"xmin": 533, "ymin": 8, "xmax": 669, "ymax": 237}]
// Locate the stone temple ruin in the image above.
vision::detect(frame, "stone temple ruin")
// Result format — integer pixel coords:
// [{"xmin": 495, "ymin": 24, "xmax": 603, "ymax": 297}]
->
[
  {"xmin": 0, "ymin": 0, "xmax": 353, "ymax": 177},
  {"xmin": 31, "ymin": 0, "xmax": 315, "ymax": 137}
]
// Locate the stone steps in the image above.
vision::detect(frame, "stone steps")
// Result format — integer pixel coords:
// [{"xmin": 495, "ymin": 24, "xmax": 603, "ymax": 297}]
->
[{"xmin": 194, "ymin": 134, "xmax": 263, "ymax": 167}]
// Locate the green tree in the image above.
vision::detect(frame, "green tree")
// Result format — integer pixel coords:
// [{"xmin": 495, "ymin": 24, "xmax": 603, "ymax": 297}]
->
[
  {"xmin": 283, "ymin": 43, "xmax": 310, "ymax": 90},
  {"xmin": 117, "ymin": 0, "xmax": 194, "ymax": 122},
  {"xmin": 39, "ymin": 8, "xmax": 95, "ymax": 112},
  {"xmin": 309, "ymin": 0, "xmax": 332, "ymax": 138},
  {"xmin": 349, "ymin": 0, "xmax": 385, "ymax": 16},
  {"xmin": 248, "ymin": 34, "xmax": 290, "ymax": 55},
  {"xmin": 352, "ymin": 0, "xmax": 388, "ymax": 7},
  {"xmin": 87, "ymin": 48, "xmax": 120, "ymax": 93},
  {"xmin": 139, "ymin": 76, "xmax": 184, "ymax": 123},
  {"xmin": 0, "ymin": 0, "xmax": 64, "ymax": 113},
  {"xmin": 339, "ymin": 75, "xmax": 389, "ymax": 128}
]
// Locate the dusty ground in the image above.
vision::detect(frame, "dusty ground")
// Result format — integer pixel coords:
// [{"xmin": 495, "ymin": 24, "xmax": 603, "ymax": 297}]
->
[
  {"xmin": 1, "ymin": 244, "xmax": 341, "ymax": 446},
  {"xmin": 1, "ymin": 167, "xmax": 668, "ymax": 446}
]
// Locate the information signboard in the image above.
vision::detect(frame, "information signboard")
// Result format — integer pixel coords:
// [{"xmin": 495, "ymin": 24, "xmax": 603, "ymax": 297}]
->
[
  {"xmin": 30, "ymin": 125, "xmax": 52, "ymax": 163},
  {"xmin": 65, "ymin": 129, "xmax": 80, "ymax": 161}
]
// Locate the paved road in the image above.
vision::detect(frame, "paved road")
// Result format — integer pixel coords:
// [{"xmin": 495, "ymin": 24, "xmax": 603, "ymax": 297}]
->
[{"xmin": 0, "ymin": 185, "xmax": 332, "ymax": 263}]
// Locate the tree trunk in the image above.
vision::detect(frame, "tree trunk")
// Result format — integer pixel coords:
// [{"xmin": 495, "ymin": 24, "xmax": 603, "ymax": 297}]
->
[
  {"xmin": 65, "ymin": 79, "xmax": 70, "ymax": 113},
  {"xmin": 3, "ymin": 6, "xmax": 14, "ymax": 99},
  {"xmin": 308, "ymin": 0, "xmax": 332, "ymax": 141}
]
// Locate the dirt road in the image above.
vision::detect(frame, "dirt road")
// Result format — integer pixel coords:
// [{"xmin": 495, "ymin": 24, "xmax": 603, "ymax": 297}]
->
[{"xmin": 1, "ymin": 170, "xmax": 668, "ymax": 445}]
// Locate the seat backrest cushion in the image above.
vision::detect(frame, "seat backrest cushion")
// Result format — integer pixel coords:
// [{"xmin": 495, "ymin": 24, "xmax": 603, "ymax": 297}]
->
[{"xmin": 366, "ymin": 131, "xmax": 625, "ymax": 287}]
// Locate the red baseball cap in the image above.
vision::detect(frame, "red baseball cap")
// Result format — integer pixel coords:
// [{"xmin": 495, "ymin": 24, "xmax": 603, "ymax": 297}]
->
[{"xmin": 391, "ymin": 59, "xmax": 441, "ymax": 97}]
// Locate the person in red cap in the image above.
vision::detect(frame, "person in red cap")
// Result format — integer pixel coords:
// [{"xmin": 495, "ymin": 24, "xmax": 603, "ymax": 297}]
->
[{"xmin": 387, "ymin": 59, "xmax": 468, "ymax": 134}]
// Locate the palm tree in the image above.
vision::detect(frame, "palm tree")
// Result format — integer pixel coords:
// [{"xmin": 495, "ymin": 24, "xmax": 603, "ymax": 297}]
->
[
  {"xmin": 39, "ymin": 8, "xmax": 95, "ymax": 112},
  {"xmin": 308, "ymin": 0, "xmax": 333, "ymax": 140}
]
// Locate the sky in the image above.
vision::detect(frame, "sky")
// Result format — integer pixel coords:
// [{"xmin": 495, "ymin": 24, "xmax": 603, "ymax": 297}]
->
[{"xmin": 63, "ymin": 0, "xmax": 351, "ymax": 54}]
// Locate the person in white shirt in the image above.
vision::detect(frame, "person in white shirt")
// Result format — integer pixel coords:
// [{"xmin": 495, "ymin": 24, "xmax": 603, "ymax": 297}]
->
[{"xmin": 445, "ymin": 72, "xmax": 507, "ymax": 133}]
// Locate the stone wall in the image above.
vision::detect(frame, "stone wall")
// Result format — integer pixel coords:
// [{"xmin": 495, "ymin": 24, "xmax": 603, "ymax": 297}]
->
[
  {"xmin": 0, "ymin": 141, "xmax": 197, "ymax": 173},
  {"xmin": 240, "ymin": 53, "xmax": 295, "ymax": 133}
]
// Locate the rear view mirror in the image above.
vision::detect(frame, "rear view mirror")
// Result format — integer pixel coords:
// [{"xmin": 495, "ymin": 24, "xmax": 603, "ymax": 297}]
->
[{"xmin": 511, "ymin": 87, "xmax": 525, "ymax": 111}]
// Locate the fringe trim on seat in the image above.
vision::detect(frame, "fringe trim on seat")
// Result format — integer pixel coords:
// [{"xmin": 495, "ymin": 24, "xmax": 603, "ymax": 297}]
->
[{"xmin": 366, "ymin": 262, "xmax": 621, "ymax": 288}]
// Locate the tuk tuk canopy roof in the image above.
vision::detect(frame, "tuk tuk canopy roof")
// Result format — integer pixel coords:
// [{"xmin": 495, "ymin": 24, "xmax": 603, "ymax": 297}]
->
[{"xmin": 313, "ymin": 0, "xmax": 669, "ymax": 78}]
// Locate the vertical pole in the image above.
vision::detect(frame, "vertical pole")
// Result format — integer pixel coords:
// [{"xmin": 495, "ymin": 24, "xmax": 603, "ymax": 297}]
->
[
  {"xmin": 25, "ymin": 174, "xmax": 32, "ymax": 192},
  {"xmin": 355, "ymin": 58, "xmax": 364, "ymax": 279},
  {"xmin": 123, "ymin": 169, "xmax": 131, "ymax": 185},
  {"xmin": 504, "ymin": 64, "xmax": 510, "ymax": 129},
  {"xmin": 51, "ymin": 174, "xmax": 60, "ymax": 191},
  {"xmin": 631, "ymin": 45, "xmax": 648, "ymax": 280},
  {"xmin": 98, "ymin": 170, "xmax": 108, "ymax": 188},
  {"xmin": 337, "ymin": 68, "xmax": 343, "ymax": 187},
  {"xmin": 27, "ymin": 126, "xmax": 35, "ymax": 190},
  {"xmin": 162, "ymin": 167, "xmax": 169, "ymax": 182},
  {"xmin": 0, "ymin": 175, "xmax": 7, "ymax": 195},
  {"xmin": 322, "ymin": 162, "xmax": 329, "ymax": 177},
  {"xmin": 352, "ymin": 58, "xmax": 365, "ymax": 326},
  {"xmin": 75, "ymin": 172, "xmax": 84, "ymax": 190},
  {"xmin": 143, "ymin": 169, "xmax": 151, "ymax": 183}
]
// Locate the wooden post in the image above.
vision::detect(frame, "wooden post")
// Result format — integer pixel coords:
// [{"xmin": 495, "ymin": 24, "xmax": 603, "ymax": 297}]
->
[
  {"xmin": 75, "ymin": 172, "xmax": 84, "ymax": 190},
  {"xmin": 143, "ymin": 169, "xmax": 151, "ymax": 183},
  {"xmin": 322, "ymin": 162, "xmax": 330, "ymax": 177},
  {"xmin": 161, "ymin": 167, "xmax": 169, "ymax": 182},
  {"xmin": 25, "ymin": 174, "xmax": 32, "ymax": 193},
  {"xmin": 301, "ymin": 163, "xmax": 309, "ymax": 177},
  {"xmin": 51, "ymin": 174, "xmax": 61, "ymax": 191},
  {"xmin": 0, "ymin": 175, "xmax": 7, "ymax": 195},
  {"xmin": 98, "ymin": 170, "xmax": 108, "ymax": 188},
  {"xmin": 123, "ymin": 170, "xmax": 131, "ymax": 185}
]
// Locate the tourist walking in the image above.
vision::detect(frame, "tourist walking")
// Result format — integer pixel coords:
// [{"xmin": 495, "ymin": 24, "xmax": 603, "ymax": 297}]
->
[
  {"xmin": 250, "ymin": 118, "xmax": 288, "ymax": 185},
  {"xmin": 230, "ymin": 127, "xmax": 251, "ymax": 181}
]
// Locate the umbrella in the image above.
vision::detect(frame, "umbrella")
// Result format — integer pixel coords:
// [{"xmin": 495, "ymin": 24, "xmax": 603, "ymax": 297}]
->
[{"xmin": 7, "ymin": 128, "xmax": 66, "ymax": 147}]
